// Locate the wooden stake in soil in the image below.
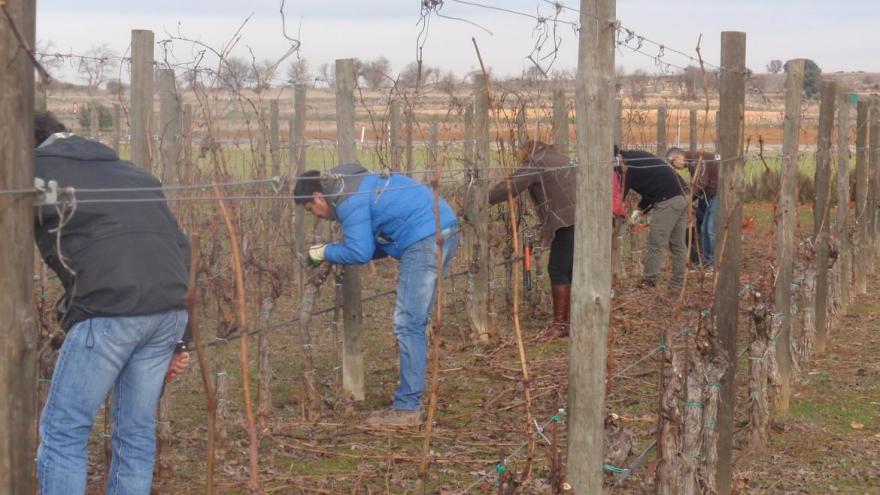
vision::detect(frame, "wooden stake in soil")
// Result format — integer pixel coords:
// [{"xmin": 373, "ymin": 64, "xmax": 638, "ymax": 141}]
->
[
  {"xmin": 772, "ymin": 59, "xmax": 804, "ymax": 413},
  {"xmin": 335, "ymin": 58, "xmax": 365, "ymax": 401},
  {"xmin": 467, "ymin": 77, "xmax": 491, "ymax": 343},
  {"xmin": 689, "ymin": 108, "xmax": 698, "ymax": 151},
  {"xmin": 566, "ymin": 0, "xmax": 615, "ymax": 491},
  {"xmin": 0, "ymin": 0, "xmax": 37, "ymax": 490},
  {"xmin": 552, "ymin": 88, "xmax": 569, "ymax": 155},
  {"xmin": 713, "ymin": 31, "xmax": 746, "ymax": 495},
  {"xmin": 130, "ymin": 29, "xmax": 154, "ymax": 172},
  {"xmin": 158, "ymin": 68, "xmax": 182, "ymax": 185},
  {"xmin": 813, "ymin": 81, "xmax": 837, "ymax": 355},
  {"xmin": 835, "ymin": 89, "xmax": 852, "ymax": 309},
  {"xmin": 657, "ymin": 105, "xmax": 668, "ymax": 156},
  {"xmin": 854, "ymin": 100, "xmax": 870, "ymax": 294}
]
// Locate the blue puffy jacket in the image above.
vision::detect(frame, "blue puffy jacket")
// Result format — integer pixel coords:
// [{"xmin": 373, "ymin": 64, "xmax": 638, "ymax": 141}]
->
[{"xmin": 323, "ymin": 165, "xmax": 457, "ymax": 264}]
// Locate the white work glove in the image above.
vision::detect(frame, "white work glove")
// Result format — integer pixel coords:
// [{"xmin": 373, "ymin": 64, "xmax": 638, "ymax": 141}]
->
[
  {"xmin": 307, "ymin": 244, "xmax": 327, "ymax": 268},
  {"xmin": 628, "ymin": 209, "xmax": 643, "ymax": 226}
]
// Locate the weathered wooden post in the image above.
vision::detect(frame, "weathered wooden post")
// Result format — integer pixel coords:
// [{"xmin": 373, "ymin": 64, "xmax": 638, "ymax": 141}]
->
[
  {"xmin": 89, "ymin": 100, "xmax": 99, "ymax": 139},
  {"xmin": 713, "ymin": 31, "xmax": 746, "ymax": 495},
  {"xmin": 836, "ymin": 90, "xmax": 851, "ymax": 308},
  {"xmin": 516, "ymin": 100, "xmax": 527, "ymax": 147},
  {"xmin": 468, "ymin": 78, "xmax": 491, "ymax": 343},
  {"xmin": 566, "ymin": 0, "xmax": 614, "ymax": 491},
  {"xmin": 428, "ymin": 119, "xmax": 439, "ymax": 169},
  {"xmin": 158, "ymin": 69, "xmax": 181, "ymax": 185},
  {"xmin": 656, "ymin": 105, "xmax": 667, "ymax": 156},
  {"xmin": 270, "ymin": 99, "xmax": 280, "ymax": 177},
  {"xmin": 464, "ymin": 104, "xmax": 474, "ymax": 165},
  {"xmin": 854, "ymin": 100, "xmax": 870, "ymax": 294},
  {"xmin": 390, "ymin": 99, "xmax": 401, "ymax": 170},
  {"xmin": 182, "ymin": 104, "xmax": 193, "ymax": 182},
  {"xmin": 614, "ymin": 96, "xmax": 623, "ymax": 146},
  {"xmin": 813, "ymin": 81, "xmax": 836, "ymax": 355},
  {"xmin": 130, "ymin": 29, "xmax": 154, "ymax": 171},
  {"xmin": 405, "ymin": 107, "xmax": 414, "ymax": 175},
  {"xmin": 335, "ymin": 58, "xmax": 364, "ymax": 400},
  {"xmin": 689, "ymin": 108, "xmax": 698, "ymax": 151},
  {"xmin": 0, "ymin": 1, "xmax": 37, "ymax": 491},
  {"xmin": 870, "ymin": 100, "xmax": 880, "ymax": 262},
  {"xmin": 552, "ymin": 88, "xmax": 569, "ymax": 155},
  {"xmin": 867, "ymin": 101, "xmax": 878, "ymax": 275},
  {"xmin": 112, "ymin": 103, "xmax": 121, "ymax": 153},
  {"xmin": 773, "ymin": 59, "xmax": 804, "ymax": 412}
]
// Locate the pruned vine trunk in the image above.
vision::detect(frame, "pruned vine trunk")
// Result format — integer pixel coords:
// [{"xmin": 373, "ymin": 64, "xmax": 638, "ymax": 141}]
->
[
  {"xmin": 747, "ymin": 302, "xmax": 774, "ymax": 452},
  {"xmin": 299, "ymin": 263, "xmax": 333, "ymax": 420},
  {"xmin": 656, "ymin": 326, "xmax": 686, "ymax": 495},
  {"xmin": 257, "ymin": 297, "xmax": 275, "ymax": 429}
]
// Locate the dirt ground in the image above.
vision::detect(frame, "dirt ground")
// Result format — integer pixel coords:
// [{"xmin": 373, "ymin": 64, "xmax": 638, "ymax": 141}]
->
[{"xmin": 61, "ymin": 202, "xmax": 877, "ymax": 494}]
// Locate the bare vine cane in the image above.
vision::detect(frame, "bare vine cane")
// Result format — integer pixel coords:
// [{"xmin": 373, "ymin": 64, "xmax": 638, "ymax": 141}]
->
[
  {"xmin": 298, "ymin": 262, "xmax": 333, "ymax": 420},
  {"xmin": 416, "ymin": 154, "xmax": 448, "ymax": 493},
  {"xmin": 183, "ymin": 234, "xmax": 218, "ymax": 495},
  {"xmin": 211, "ymin": 184, "xmax": 261, "ymax": 493},
  {"xmin": 472, "ymin": 36, "xmax": 536, "ymax": 483}
]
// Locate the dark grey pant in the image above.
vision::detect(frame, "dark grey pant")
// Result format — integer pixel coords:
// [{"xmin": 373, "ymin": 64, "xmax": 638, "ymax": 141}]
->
[{"xmin": 642, "ymin": 195, "xmax": 688, "ymax": 286}]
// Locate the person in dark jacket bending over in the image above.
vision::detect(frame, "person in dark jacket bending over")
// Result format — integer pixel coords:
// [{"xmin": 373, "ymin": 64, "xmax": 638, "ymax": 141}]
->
[
  {"xmin": 666, "ymin": 147, "xmax": 719, "ymax": 268},
  {"xmin": 33, "ymin": 112, "xmax": 191, "ymax": 495},
  {"xmin": 489, "ymin": 141, "xmax": 625, "ymax": 340},
  {"xmin": 617, "ymin": 146, "xmax": 689, "ymax": 289},
  {"xmin": 294, "ymin": 164, "xmax": 458, "ymax": 427}
]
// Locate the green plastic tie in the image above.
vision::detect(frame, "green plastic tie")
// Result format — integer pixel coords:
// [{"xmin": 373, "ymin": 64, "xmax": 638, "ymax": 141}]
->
[
  {"xmin": 705, "ymin": 419, "xmax": 716, "ymax": 427},
  {"xmin": 551, "ymin": 415, "xmax": 560, "ymax": 423},
  {"xmin": 708, "ymin": 382, "xmax": 720, "ymax": 388},
  {"xmin": 683, "ymin": 326, "xmax": 692, "ymax": 336},
  {"xmin": 495, "ymin": 464, "xmax": 506, "ymax": 474},
  {"xmin": 683, "ymin": 401, "xmax": 704, "ymax": 408},
  {"xmin": 603, "ymin": 463, "xmax": 626, "ymax": 474}
]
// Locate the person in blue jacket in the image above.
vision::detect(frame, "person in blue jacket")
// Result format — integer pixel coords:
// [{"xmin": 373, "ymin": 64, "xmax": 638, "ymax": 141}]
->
[{"xmin": 294, "ymin": 164, "xmax": 458, "ymax": 427}]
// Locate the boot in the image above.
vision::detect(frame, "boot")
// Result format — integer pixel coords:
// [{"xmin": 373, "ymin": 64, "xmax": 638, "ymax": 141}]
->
[{"xmin": 536, "ymin": 285, "xmax": 570, "ymax": 341}]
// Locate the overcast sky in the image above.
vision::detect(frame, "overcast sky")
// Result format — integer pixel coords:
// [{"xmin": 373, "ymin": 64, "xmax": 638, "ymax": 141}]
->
[{"xmin": 37, "ymin": 0, "xmax": 880, "ymax": 85}]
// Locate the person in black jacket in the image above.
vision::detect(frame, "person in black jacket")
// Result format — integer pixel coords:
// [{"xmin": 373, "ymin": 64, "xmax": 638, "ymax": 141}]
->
[
  {"xmin": 617, "ymin": 147, "xmax": 689, "ymax": 289},
  {"xmin": 33, "ymin": 112, "xmax": 191, "ymax": 495}
]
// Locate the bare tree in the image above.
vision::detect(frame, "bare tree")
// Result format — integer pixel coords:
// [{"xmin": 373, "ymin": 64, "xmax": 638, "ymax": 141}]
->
[
  {"xmin": 766, "ymin": 59, "xmax": 783, "ymax": 75},
  {"xmin": 676, "ymin": 65, "xmax": 702, "ymax": 101},
  {"xmin": 361, "ymin": 56, "xmax": 391, "ymax": 89},
  {"xmin": 286, "ymin": 57, "xmax": 311, "ymax": 86},
  {"xmin": 77, "ymin": 43, "xmax": 118, "ymax": 95},
  {"xmin": 436, "ymin": 70, "xmax": 458, "ymax": 96},
  {"xmin": 627, "ymin": 68, "xmax": 649, "ymax": 102},
  {"xmin": 317, "ymin": 62, "xmax": 334, "ymax": 88},
  {"xmin": 220, "ymin": 56, "xmax": 251, "ymax": 92},
  {"xmin": 251, "ymin": 59, "xmax": 278, "ymax": 93},
  {"xmin": 399, "ymin": 61, "xmax": 437, "ymax": 88}
]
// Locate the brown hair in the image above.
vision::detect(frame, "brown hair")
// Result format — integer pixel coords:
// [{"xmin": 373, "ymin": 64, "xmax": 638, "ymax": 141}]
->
[{"xmin": 517, "ymin": 140, "xmax": 556, "ymax": 164}]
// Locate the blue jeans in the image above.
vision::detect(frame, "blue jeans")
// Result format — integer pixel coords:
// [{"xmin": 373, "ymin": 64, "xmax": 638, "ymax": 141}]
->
[
  {"xmin": 392, "ymin": 227, "xmax": 458, "ymax": 410},
  {"xmin": 701, "ymin": 195, "xmax": 718, "ymax": 266},
  {"xmin": 37, "ymin": 309, "xmax": 187, "ymax": 495}
]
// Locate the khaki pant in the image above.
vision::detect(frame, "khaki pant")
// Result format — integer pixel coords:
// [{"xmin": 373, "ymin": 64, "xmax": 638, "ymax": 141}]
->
[{"xmin": 642, "ymin": 195, "xmax": 688, "ymax": 286}]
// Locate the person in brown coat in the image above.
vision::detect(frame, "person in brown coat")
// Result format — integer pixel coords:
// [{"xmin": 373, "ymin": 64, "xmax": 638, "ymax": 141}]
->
[
  {"xmin": 666, "ymin": 147, "xmax": 719, "ymax": 267},
  {"xmin": 489, "ymin": 141, "xmax": 624, "ymax": 340}
]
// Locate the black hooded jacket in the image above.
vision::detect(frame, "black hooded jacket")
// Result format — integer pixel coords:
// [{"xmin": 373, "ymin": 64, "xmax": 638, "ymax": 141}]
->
[{"xmin": 34, "ymin": 135, "xmax": 190, "ymax": 331}]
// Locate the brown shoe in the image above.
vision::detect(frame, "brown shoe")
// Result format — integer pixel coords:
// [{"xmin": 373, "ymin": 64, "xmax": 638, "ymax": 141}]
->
[
  {"xmin": 536, "ymin": 284, "xmax": 570, "ymax": 341},
  {"xmin": 365, "ymin": 408, "xmax": 423, "ymax": 428}
]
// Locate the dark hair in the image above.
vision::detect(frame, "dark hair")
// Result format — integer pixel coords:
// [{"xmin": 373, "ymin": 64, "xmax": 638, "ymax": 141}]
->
[
  {"xmin": 293, "ymin": 170, "xmax": 323, "ymax": 205},
  {"xmin": 34, "ymin": 111, "xmax": 68, "ymax": 147}
]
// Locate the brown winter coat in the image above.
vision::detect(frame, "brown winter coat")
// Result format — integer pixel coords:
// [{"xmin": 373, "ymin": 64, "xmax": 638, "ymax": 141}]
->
[
  {"xmin": 684, "ymin": 150, "xmax": 719, "ymax": 198},
  {"xmin": 488, "ymin": 146, "xmax": 575, "ymax": 248}
]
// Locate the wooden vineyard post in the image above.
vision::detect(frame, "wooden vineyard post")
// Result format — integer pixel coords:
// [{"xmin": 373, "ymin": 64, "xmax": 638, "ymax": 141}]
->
[
  {"xmin": 870, "ymin": 100, "xmax": 880, "ymax": 264},
  {"xmin": 689, "ymin": 108, "xmax": 698, "ymax": 151},
  {"xmin": 835, "ymin": 89, "xmax": 852, "ymax": 308},
  {"xmin": 813, "ymin": 81, "xmax": 836, "ymax": 355},
  {"xmin": 158, "ymin": 68, "xmax": 181, "ymax": 185},
  {"xmin": 405, "ymin": 107, "xmax": 414, "ymax": 175},
  {"xmin": 854, "ymin": 100, "xmax": 870, "ymax": 294},
  {"xmin": 390, "ymin": 99, "xmax": 401, "ymax": 171},
  {"xmin": 89, "ymin": 100, "xmax": 99, "ymax": 139},
  {"xmin": 713, "ymin": 31, "xmax": 746, "ymax": 495},
  {"xmin": 0, "ymin": 0, "xmax": 37, "ymax": 491},
  {"xmin": 130, "ymin": 29, "xmax": 154, "ymax": 171},
  {"xmin": 566, "ymin": 0, "xmax": 615, "ymax": 491},
  {"xmin": 614, "ymin": 97, "xmax": 623, "ymax": 147},
  {"xmin": 553, "ymin": 88, "xmax": 569, "ymax": 155},
  {"xmin": 270, "ymin": 99, "xmax": 280, "ymax": 177},
  {"xmin": 773, "ymin": 59, "xmax": 804, "ymax": 412},
  {"xmin": 428, "ymin": 120, "xmax": 439, "ymax": 170},
  {"xmin": 657, "ymin": 105, "xmax": 667, "ymax": 156},
  {"xmin": 468, "ymin": 78, "xmax": 491, "ymax": 343},
  {"xmin": 112, "ymin": 103, "xmax": 122, "ymax": 153},
  {"xmin": 335, "ymin": 58, "xmax": 365, "ymax": 400}
]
